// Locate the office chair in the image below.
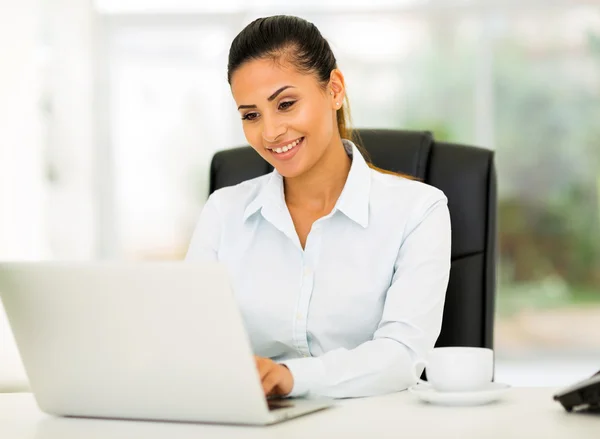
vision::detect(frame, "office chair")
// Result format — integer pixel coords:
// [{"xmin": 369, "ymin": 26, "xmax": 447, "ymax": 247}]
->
[{"xmin": 209, "ymin": 129, "xmax": 497, "ymax": 349}]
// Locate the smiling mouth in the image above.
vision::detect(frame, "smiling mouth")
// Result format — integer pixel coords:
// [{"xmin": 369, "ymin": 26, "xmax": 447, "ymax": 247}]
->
[{"xmin": 267, "ymin": 137, "xmax": 304, "ymax": 155}]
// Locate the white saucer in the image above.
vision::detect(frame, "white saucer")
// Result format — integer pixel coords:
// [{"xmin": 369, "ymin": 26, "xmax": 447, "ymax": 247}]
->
[{"xmin": 409, "ymin": 382, "xmax": 511, "ymax": 406}]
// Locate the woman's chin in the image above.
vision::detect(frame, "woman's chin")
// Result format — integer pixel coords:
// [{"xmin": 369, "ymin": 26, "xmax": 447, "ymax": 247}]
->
[
  {"xmin": 269, "ymin": 153, "xmax": 308, "ymax": 179},
  {"xmin": 274, "ymin": 164, "xmax": 305, "ymax": 179}
]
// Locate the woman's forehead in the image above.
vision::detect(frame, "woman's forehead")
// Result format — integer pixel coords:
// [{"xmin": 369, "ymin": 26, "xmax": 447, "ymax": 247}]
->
[{"xmin": 231, "ymin": 58, "xmax": 318, "ymax": 101}]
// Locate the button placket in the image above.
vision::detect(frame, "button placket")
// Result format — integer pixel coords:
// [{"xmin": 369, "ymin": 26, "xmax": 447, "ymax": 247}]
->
[{"xmin": 293, "ymin": 221, "xmax": 324, "ymax": 357}]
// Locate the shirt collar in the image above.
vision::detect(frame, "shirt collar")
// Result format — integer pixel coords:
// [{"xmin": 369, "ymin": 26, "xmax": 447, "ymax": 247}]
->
[
  {"xmin": 335, "ymin": 139, "xmax": 371, "ymax": 228},
  {"xmin": 243, "ymin": 170, "xmax": 284, "ymax": 222},
  {"xmin": 243, "ymin": 139, "xmax": 371, "ymax": 228}
]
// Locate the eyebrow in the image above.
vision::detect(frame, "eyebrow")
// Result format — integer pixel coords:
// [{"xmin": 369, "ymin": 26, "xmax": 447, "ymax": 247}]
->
[{"xmin": 237, "ymin": 85, "xmax": 296, "ymax": 110}]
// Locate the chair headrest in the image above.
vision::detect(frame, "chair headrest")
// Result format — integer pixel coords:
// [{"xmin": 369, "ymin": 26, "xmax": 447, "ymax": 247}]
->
[{"xmin": 355, "ymin": 129, "xmax": 434, "ymax": 179}]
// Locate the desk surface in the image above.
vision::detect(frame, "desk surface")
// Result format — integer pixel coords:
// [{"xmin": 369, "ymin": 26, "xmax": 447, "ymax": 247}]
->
[{"xmin": 1, "ymin": 388, "xmax": 599, "ymax": 439}]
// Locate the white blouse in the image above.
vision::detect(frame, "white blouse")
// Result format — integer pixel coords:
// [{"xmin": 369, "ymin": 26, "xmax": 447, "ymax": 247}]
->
[{"xmin": 186, "ymin": 139, "xmax": 451, "ymax": 398}]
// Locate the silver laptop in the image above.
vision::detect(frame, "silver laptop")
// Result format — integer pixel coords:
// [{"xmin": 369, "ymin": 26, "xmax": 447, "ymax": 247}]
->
[{"xmin": 0, "ymin": 261, "xmax": 332, "ymax": 425}]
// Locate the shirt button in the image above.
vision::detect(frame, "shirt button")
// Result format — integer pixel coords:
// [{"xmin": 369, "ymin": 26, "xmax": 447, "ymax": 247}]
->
[
  {"xmin": 303, "ymin": 267, "xmax": 311, "ymax": 276},
  {"xmin": 296, "ymin": 313, "xmax": 303, "ymax": 320}
]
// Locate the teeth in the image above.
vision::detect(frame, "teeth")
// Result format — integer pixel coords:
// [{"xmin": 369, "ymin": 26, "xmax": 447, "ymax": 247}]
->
[{"xmin": 272, "ymin": 138, "xmax": 301, "ymax": 154}]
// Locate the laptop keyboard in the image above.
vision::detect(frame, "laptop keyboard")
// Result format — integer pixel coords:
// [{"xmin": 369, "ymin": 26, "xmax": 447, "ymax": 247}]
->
[{"xmin": 267, "ymin": 399, "xmax": 295, "ymax": 411}]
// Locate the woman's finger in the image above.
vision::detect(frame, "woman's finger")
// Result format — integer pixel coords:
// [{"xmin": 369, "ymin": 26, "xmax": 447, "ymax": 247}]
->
[
  {"xmin": 261, "ymin": 368, "xmax": 281, "ymax": 396},
  {"xmin": 255, "ymin": 357, "xmax": 272, "ymax": 380}
]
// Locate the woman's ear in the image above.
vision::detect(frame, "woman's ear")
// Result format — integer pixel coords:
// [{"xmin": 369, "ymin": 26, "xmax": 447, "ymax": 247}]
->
[{"xmin": 329, "ymin": 69, "xmax": 346, "ymax": 105}]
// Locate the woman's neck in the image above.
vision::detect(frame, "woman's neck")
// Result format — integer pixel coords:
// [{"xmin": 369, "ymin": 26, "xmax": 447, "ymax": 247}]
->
[{"xmin": 283, "ymin": 137, "xmax": 351, "ymax": 213}]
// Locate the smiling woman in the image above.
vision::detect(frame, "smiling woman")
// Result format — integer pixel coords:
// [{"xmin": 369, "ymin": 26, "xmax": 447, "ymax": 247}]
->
[
  {"xmin": 229, "ymin": 54, "xmax": 350, "ymax": 185},
  {"xmin": 186, "ymin": 15, "xmax": 452, "ymax": 399}
]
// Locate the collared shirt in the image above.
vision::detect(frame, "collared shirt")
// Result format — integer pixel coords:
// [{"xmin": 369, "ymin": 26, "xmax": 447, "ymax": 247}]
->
[{"xmin": 186, "ymin": 139, "xmax": 451, "ymax": 398}]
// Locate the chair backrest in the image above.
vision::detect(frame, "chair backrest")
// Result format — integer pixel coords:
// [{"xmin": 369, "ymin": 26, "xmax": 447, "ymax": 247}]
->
[{"xmin": 209, "ymin": 129, "xmax": 497, "ymax": 349}]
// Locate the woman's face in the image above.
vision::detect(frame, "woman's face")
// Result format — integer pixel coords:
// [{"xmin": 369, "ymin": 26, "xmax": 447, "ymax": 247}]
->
[{"xmin": 230, "ymin": 58, "xmax": 341, "ymax": 179}]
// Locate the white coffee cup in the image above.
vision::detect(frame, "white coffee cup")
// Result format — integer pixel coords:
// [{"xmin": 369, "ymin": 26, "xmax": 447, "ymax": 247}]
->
[{"xmin": 413, "ymin": 347, "xmax": 494, "ymax": 392}]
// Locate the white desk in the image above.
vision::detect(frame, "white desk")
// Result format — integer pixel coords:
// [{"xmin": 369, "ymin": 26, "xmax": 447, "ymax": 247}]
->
[{"xmin": 1, "ymin": 388, "xmax": 599, "ymax": 439}]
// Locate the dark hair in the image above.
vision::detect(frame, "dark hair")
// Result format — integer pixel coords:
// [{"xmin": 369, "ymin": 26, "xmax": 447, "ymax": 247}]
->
[
  {"xmin": 227, "ymin": 15, "xmax": 413, "ymax": 179},
  {"xmin": 227, "ymin": 15, "xmax": 354, "ymax": 143}
]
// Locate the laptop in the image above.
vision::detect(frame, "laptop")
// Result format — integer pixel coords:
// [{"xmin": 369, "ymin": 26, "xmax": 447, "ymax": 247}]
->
[{"xmin": 0, "ymin": 261, "xmax": 332, "ymax": 425}]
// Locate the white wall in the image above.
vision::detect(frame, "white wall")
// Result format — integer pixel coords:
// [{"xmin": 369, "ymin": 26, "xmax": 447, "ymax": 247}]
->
[
  {"xmin": 43, "ymin": 0, "xmax": 97, "ymax": 260},
  {"xmin": 0, "ymin": 0, "xmax": 99, "ymax": 391},
  {"xmin": 0, "ymin": 3, "xmax": 46, "ymax": 259},
  {"xmin": 0, "ymin": 0, "xmax": 44, "ymax": 391}
]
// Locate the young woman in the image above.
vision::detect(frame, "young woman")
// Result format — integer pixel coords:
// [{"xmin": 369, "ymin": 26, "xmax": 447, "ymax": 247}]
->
[{"xmin": 186, "ymin": 15, "xmax": 451, "ymax": 399}]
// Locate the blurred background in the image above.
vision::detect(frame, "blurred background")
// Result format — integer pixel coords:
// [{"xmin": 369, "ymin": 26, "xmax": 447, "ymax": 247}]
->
[{"xmin": 1, "ymin": 0, "xmax": 599, "ymax": 390}]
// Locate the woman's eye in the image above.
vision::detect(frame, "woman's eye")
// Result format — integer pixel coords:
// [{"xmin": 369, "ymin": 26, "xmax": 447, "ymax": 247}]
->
[
  {"xmin": 279, "ymin": 101, "xmax": 296, "ymax": 110},
  {"xmin": 242, "ymin": 112, "xmax": 259, "ymax": 121}
]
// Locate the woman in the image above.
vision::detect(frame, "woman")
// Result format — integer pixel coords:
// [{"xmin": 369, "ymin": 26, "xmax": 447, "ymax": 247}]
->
[{"xmin": 186, "ymin": 15, "xmax": 451, "ymax": 399}]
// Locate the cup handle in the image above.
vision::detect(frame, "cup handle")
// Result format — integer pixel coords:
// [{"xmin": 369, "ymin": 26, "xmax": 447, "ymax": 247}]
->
[{"xmin": 412, "ymin": 360, "xmax": 429, "ymax": 386}]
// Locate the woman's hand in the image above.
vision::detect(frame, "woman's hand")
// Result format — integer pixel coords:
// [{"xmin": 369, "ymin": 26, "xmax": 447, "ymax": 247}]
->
[{"xmin": 254, "ymin": 356, "xmax": 294, "ymax": 397}]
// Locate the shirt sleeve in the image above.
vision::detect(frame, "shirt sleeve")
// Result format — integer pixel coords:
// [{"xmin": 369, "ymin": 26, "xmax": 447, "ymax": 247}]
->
[
  {"xmin": 184, "ymin": 194, "xmax": 222, "ymax": 262},
  {"xmin": 280, "ymin": 195, "xmax": 452, "ymax": 398}
]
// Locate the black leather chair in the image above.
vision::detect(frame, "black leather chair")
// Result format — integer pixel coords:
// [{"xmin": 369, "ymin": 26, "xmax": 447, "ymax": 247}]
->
[{"xmin": 209, "ymin": 129, "xmax": 497, "ymax": 349}]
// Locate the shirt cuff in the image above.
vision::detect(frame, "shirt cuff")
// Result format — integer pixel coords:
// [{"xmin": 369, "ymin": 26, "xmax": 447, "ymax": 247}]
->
[{"xmin": 279, "ymin": 357, "xmax": 324, "ymax": 398}]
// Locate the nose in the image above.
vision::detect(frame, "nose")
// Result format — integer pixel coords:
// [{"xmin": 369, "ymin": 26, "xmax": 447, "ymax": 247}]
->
[{"xmin": 262, "ymin": 113, "xmax": 287, "ymax": 144}]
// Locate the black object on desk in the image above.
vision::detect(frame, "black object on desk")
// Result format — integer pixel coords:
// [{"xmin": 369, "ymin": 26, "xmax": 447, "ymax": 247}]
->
[{"xmin": 553, "ymin": 370, "xmax": 600, "ymax": 413}]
